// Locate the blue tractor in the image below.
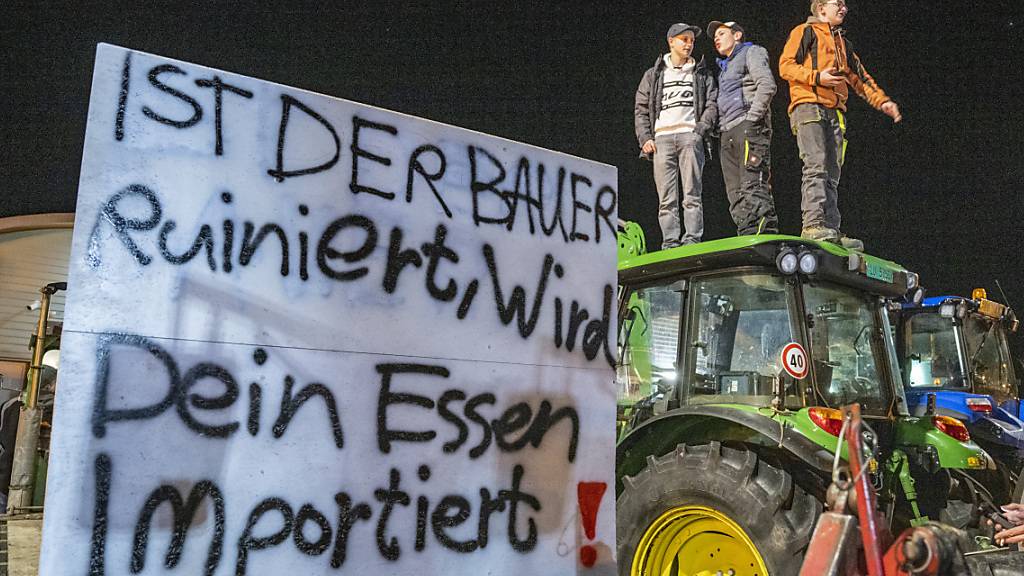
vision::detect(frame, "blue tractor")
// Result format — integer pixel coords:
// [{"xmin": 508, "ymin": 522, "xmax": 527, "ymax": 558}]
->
[{"xmin": 895, "ymin": 290, "xmax": 1024, "ymax": 519}]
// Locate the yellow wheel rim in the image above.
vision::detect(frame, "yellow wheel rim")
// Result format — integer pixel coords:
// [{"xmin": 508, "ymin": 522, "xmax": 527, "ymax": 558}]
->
[{"xmin": 631, "ymin": 505, "xmax": 769, "ymax": 576}]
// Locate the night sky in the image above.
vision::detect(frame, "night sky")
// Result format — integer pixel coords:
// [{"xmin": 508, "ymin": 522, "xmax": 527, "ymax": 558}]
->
[{"xmin": 3, "ymin": 1, "xmax": 1023, "ymax": 334}]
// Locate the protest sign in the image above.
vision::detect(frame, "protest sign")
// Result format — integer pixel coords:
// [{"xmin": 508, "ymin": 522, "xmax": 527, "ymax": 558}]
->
[{"xmin": 40, "ymin": 44, "xmax": 617, "ymax": 575}]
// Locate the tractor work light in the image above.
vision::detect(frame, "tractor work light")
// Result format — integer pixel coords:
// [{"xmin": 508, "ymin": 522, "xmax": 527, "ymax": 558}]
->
[
  {"xmin": 906, "ymin": 271, "xmax": 920, "ymax": 291},
  {"xmin": 966, "ymin": 397, "xmax": 993, "ymax": 413},
  {"xmin": 939, "ymin": 303, "xmax": 957, "ymax": 318},
  {"xmin": 933, "ymin": 415, "xmax": 971, "ymax": 443},
  {"xmin": 776, "ymin": 248, "xmax": 798, "ymax": 275},
  {"xmin": 847, "ymin": 252, "xmax": 862, "ymax": 272},
  {"xmin": 808, "ymin": 407, "xmax": 845, "ymax": 437},
  {"xmin": 909, "ymin": 287, "xmax": 925, "ymax": 306},
  {"xmin": 798, "ymin": 251, "xmax": 819, "ymax": 275}
]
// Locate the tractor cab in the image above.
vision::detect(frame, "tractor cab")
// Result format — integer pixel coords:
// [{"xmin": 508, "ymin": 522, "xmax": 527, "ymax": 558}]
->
[
  {"xmin": 896, "ymin": 291, "xmax": 1024, "ymax": 505},
  {"xmin": 898, "ymin": 291, "xmax": 1020, "ymax": 413},
  {"xmin": 616, "ymin": 234, "xmax": 919, "ymax": 444},
  {"xmin": 617, "ymin": 251, "xmax": 901, "ymax": 427}
]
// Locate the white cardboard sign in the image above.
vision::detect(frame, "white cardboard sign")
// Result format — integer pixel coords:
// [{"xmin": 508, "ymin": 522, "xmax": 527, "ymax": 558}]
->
[{"xmin": 41, "ymin": 44, "xmax": 617, "ymax": 575}]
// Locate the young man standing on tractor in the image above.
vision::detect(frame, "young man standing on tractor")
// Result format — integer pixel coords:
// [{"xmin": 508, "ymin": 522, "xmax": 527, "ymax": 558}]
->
[
  {"xmin": 779, "ymin": 0, "xmax": 902, "ymax": 250},
  {"xmin": 708, "ymin": 20, "xmax": 779, "ymax": 236},
  {"xmin": 634, "ymin": 23, "xmax": 718, "ymax": 249}
]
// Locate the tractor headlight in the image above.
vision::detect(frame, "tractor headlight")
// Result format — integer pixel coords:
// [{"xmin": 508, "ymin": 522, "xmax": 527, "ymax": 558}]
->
[
  {"xmin": 776, "ymin": 249, "xmax": 798, "ymax": 275},
  {"xmin": 798, "ymin": 251, "xmax": 819, "ymax": 275}
]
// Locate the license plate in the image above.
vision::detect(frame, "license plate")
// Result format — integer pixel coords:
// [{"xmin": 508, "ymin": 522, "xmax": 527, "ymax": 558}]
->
[{"xmin": 866, "ymin": 262, "xmax": 893, "ymax": 283}]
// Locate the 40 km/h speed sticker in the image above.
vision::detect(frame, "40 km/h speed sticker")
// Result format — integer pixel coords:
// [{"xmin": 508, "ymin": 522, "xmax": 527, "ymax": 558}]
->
[{"xmin": 781, "ymin": 342, "xmax": 808, "ymax": 379}]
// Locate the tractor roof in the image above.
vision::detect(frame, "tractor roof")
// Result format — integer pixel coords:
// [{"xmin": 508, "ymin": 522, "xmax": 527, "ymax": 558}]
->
[
  {"xmin": 618, "ymin": 234, "xmax": 913, "ymax": 299},
  {"xmin": 919, "ymin": 296, "xmax": 963, "ymax": 308},
  {"xmin": 909, "ymin": 295, "xmax": 1016, "ymax": 326}
]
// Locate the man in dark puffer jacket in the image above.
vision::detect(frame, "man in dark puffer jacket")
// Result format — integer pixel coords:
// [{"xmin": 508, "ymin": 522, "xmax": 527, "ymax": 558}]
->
[{"xmin": 708, "ymin": 20, "xmax": 779, "ymax": 236}]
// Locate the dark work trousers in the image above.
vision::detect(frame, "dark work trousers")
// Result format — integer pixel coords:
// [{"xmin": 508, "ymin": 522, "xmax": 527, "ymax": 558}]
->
[
  {"xmin": 719, "ymin": 121, "xmax": 779, "ymax": 235},
  {"xmin": 791, "ymin": 103, "xmax": 846, "ymax": 231}
]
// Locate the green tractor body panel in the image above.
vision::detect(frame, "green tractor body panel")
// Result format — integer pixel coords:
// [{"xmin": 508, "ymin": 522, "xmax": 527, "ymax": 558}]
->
[
  {"xmin": 894, "ymin": 417, "xmax": 993, "ymax": 470},
  {"xmin": 615, "ymin": 404, "xmax": 836, "ymax": 495},
  {"xmin": 788, "ymin": 408, "xmax": 850, "ymax": 459},
  {"xmin": 618, "ymin": 403, "xmax": 896, "ymax": 481},
  {"xmin": 719, "ymin": 405, "xmax": 850, "ymax": 462},
  {"xmin": 617, "ymin": 220, "xmax": 647, "ymax": 261}
]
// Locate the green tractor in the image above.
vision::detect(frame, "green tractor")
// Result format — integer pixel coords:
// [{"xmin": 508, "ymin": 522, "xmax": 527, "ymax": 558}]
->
[{"xmin": 614, "ymin": 229, "xmax": 994, "ymax": 575}]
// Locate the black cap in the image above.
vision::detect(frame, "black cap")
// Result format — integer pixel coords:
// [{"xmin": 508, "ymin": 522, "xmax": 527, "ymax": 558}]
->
[
  {"xmin": 666, "ymin": 23, "xmax": 701, "ymax": 39},
  {"xmin": 707, "ymin": 21, "xmax": 745, "ymax": 37}
]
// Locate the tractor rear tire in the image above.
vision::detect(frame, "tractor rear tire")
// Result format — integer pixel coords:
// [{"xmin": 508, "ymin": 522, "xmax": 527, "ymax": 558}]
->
[{"xmin": 617, "ymin": 442, "xmax": 821, "ymax": 575}]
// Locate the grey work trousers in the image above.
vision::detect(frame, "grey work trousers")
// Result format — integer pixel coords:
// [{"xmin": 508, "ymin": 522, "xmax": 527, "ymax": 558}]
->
[
  {"xmin": 653, "ymin": 131, "xmax": 704, "ymax": 248},
  {"xmin": 791, "ymin": 103, "xmax": 847, "ymax": 231},
  {"xmin": 719, "ymin": 121, "xmax": 779, "ymax": 235}
]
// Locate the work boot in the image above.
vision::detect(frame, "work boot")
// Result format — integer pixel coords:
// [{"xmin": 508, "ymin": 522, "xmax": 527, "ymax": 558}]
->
[
  {"xmin": 800, "ymin": 226, "xmax": 839, "ymax": 243},
  {"xmin": 838, "ymin": 234, "xmax": 865, "ymax": 251}
]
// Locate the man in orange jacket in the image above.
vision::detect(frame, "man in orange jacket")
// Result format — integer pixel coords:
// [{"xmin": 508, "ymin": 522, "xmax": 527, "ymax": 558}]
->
[{"xmin": 779, "ymin": 0, "xmax": 901, "ymax": 249}]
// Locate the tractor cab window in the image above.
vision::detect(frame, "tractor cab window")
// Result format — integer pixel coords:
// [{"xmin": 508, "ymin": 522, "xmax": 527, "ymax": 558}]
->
[
  {"xmin": 804, "ymin": 283, "xmax": 893, "ymax": 412},
  {"xmin": 685, "ymin": 273, "xmax": 796, "ymax": 407},
  {"xmin": 964, "ymin": 315, "xmax": 1017, "ymax": 404},
  {"xmin": 616, "ymin": 281, "xmax": 685, "ymax": 425},
  {"xmin": 903, "ymin": 313, "xmax": 968, "ymax": 389}
]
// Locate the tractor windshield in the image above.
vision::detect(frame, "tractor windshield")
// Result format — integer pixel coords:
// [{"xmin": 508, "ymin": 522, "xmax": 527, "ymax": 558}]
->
[
  {"xmin": 803, "ymin": 282, "xmax": 894, "ymax": 413},
  {"xmin": 685, "ymin": 273, "xmax": 797, "ymax": 407},
  {"xmin": 963, "ymin": 314, "xmax": 1018, "ymax": 404},
  {"xmin": 902, "ymin": 312, "xmax": 969, "ymax": 390}
]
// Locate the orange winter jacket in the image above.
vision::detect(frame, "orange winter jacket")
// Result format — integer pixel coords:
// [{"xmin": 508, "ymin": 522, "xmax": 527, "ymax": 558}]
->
[{"xmin": 779, "ymin": 16, "xmax": 890, "ymax": 114}]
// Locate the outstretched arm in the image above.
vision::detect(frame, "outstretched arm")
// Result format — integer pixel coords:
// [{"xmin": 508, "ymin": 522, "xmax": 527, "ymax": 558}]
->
[{"xmin": 846, "ymin": 47, "xmax": 901, "ymax": 122}]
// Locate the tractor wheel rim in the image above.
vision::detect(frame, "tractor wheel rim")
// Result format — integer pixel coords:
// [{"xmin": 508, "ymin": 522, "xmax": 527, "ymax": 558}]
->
[{"xmin": 631, "ymin": 505, "xmax": 769, "ymax": 576}]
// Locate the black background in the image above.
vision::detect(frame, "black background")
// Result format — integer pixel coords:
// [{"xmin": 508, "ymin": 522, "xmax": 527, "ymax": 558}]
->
[{"xmin": 2, "ymin": 1, "xmax": 1023, "ymax": 344}]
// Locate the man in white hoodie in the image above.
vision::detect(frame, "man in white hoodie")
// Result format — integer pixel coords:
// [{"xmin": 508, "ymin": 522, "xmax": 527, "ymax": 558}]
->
[{"xmin": 634, "ymin": 23, "xmax": 718, "ymax": 249}]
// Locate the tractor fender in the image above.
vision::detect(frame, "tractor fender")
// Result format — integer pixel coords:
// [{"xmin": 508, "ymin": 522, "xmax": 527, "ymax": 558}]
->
[{"xmin": 616, "ymin": 405, "xmax": 834, "ymax": 490}]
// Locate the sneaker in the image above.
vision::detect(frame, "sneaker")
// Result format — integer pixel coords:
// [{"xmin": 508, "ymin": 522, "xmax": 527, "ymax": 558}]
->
[{"xmin": 800, "ymin": 226, "xmax": 839, "ymax": 242}]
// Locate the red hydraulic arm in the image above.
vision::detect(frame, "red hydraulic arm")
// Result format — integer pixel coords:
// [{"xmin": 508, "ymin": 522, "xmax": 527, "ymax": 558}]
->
[{"xmin": 799, "ymin": 404, "xmax": 1024, "ymax": 575}]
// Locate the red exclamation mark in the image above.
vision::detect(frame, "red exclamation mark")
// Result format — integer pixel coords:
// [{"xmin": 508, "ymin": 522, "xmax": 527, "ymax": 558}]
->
[{"xmin": 577, "ymin": 481, "xmax": 607, "ymax": 568}]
